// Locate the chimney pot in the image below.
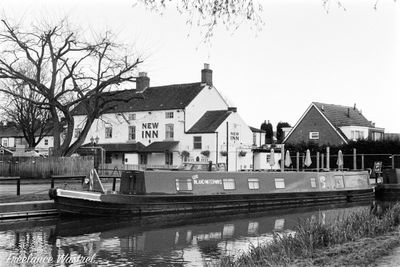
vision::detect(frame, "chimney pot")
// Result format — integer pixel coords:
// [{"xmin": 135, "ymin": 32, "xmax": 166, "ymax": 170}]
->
[
  {"xmin": 347, "ymin": 107, "xmax": 350, "ymax": 117},
  {"xmin": 201, "ymin": 63, "xmax": 212, "ymax": 86},
  {"xmin": 354, "ymin": 103, "xmax": 356, "ymax": 110}
]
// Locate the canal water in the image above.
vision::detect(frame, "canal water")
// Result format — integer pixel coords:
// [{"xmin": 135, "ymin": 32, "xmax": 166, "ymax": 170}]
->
[{"xmin": 0, "ymin": 202, "xmax": 373, "ymax": 266}]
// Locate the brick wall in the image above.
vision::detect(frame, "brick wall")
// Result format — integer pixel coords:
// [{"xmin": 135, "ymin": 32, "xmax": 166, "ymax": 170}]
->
[{"xmin": 285, "ymin": 106, "xmax": 346, "ymax": 146}]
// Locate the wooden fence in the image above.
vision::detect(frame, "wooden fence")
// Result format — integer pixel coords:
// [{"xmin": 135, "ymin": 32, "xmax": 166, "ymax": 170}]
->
[{"xmin": 0, "ymin": 156, "xmax": 94, "ymax": 178}]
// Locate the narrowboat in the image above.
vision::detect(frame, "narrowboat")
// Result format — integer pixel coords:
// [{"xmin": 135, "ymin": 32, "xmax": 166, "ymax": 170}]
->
[{"xmin": 49, "ymin": 169, "xmax": 374, "ymax": 216}]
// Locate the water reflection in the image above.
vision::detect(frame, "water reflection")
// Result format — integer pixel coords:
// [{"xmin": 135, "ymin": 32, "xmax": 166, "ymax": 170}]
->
[{"xmin": 0, "ymin": 202, "xmax": 374, "ymax": 266}]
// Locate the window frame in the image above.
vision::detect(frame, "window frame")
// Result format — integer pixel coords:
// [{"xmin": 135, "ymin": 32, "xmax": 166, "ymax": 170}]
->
[
  {"xmin": 274, "ymin": 178, "xmax": 285, "ymax": 189},
  {"xmin": 223, "ymin": 178, "xmax": 236, "ymax": 190},
  {"xmin": 309, "ymin": 132, "xmax": 319, "ymax": 140},
  {"xmin": 193, "ymin": 136, "xmax": 202, "ymax": 150},
  {"xmin": 248, "ymin": 178, "xmax": 260, "ymax": 190},
  {"xmin": 128, "ymin": 125, "xmax": 136, "ymax": 141},
  {"xmin": 128, "ymin": 113, "xmax": 136, "ymax": 121},
  {"xmin": 175, "ymin": 178, "xmax": 193, "ymax": 191},
  {"xmin": 165, "ymin": 123, "xmax": 174, "ymax": 140},
  {"xmin": 105, "ymin": 127, "xmax": 113, "ymax": 139},
  {"xmin": 165, "ymin": 111, "xmax": 174, "ymax": 119}
]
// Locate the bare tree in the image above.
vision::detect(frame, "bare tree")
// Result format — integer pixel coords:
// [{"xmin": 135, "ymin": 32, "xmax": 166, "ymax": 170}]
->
[
  {"xmin": 0, "ymin": 19, "xmax": 143, "ymax": 156},
  {"xmin": 137, "ymin": 0, "xmax": 264, "ymax": 40},
  {"xmin": 1, "ymin": 82, "xmax": 51, "ymax": 149}
]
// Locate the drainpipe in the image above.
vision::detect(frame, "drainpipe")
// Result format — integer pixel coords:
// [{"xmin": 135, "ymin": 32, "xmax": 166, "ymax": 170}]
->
[
  {"xmin": 226, "ymin": 121, "xmax": 229, "ymax": 171},
  {"xmin": 215, "ymin": 132, "xmax": 218, "ymax": 165}
]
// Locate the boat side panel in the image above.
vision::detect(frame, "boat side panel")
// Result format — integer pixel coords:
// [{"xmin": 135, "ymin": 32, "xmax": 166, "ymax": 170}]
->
[{"xmin": 142, "ymin": 171, "xmax": 370, "ymax": 195}]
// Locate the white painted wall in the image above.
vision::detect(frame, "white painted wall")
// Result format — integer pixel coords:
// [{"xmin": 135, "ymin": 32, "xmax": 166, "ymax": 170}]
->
[
  {"xmin": 215, "ymin": 112, "xmax": 254, "ymax": 171},
  {"xmin": 185, "ymin": 85, "xmax": 229, "ymax": 130},
  {"xmin": 339, "ymin": 126, "xmax": 369, "ymax": 141},
  {"xmin": 125, "ymin": 153, "xmax": 139, "ymax": 164}
]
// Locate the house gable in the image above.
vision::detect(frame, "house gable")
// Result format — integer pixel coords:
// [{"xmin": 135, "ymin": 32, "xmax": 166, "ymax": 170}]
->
[{"xmin": 284, "ymin": 105, "xmax": 347, "ymax": 146}]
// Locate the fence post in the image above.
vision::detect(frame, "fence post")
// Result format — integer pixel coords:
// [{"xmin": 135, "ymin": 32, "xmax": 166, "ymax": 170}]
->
[
  {"xmin": 353, "ymin": 148, "xmax": 357, "ymax": 170},
  {"xmin": 361, "ymin": 154, "xmax": 364, "ymax": 170},
  {"xmin": 17, "ymin": 177, "xmax": 20, "ymax": 196},
  {"xmin": 51, "ymin": 172, "xmax": 54, "ymax": 189},
  {"xmin": 296, "ymin": 152, "xmax": 300, "ymax": 172},
  {"xmin": 316, "ymin": 152, "xmax": 320, "ymax": 171}
]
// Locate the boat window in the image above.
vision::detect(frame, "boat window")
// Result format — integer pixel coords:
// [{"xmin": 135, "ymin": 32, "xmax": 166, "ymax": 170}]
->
[
  {"xmin": 248, "ymin": 178, "xmax": 260, "ymax": 190},
  {"xmin": 175, "ymin": 178, "xmax": 193, "ymax": 191},
  {"xmin": 310, "ymin": 178, "xmax": 317, "ymax": 188},
  {"xmin": 274, "ymin": 178, "xmax": 285, "ymax": 189},
  {"xmin": 223, "ymin": 178, "xmax": 235, "ymax": 190}
]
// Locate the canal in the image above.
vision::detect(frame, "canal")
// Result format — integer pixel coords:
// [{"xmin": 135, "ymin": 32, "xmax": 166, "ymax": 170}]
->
[{"xmin": 0, "ymin": 202, "xmax": 374, "ymax": 266}]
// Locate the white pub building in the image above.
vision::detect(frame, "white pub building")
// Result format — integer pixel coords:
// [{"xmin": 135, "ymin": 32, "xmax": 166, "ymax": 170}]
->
[{"xmin": 72, "ymin": 64, "xmax": 272, "ymax": 171}]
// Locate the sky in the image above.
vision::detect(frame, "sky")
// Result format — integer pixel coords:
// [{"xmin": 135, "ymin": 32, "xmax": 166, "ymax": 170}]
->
[{"xmin": 2, "ymin": 0, "xmax": 400, "ymax": 132}]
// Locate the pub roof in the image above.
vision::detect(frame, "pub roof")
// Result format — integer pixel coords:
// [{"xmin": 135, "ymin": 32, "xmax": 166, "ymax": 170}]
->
[{"xmin": 71, "ymin": 82, "xmax": 205, "ymax": 116}]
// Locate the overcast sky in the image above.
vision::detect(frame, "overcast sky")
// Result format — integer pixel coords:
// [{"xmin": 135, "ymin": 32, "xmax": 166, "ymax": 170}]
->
[{"xmin": 3, "ymin": 0, "xmax": 400, "ymax": 132}]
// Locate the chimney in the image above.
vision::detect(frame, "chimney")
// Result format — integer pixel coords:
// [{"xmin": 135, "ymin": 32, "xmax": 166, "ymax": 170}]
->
[
  {"xmin": 228, "ymin": 107, "xmax": 237, "ymax": 112},
  {"xmin": 136, "ymin": 72, "xmax": 150, "ymax": 91},
  {"xmin": 353, "ymin": 103, "xmax": 356, "ymax": 110},
  {"xmin": 347, "ymin": 107, "xmax": 350, "ymax": 117},
  {"xmin": 201, "ymin": 63, "xmax": 213, "ymax": 86}
]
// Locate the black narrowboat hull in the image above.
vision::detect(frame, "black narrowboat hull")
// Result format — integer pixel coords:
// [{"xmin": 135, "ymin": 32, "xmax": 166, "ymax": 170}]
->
[{"xmin": 51, "ymin": 188, "xmax": 374, "ymax": 217}]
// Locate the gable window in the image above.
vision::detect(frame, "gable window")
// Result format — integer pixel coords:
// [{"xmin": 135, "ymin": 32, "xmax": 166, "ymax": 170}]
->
[
  {"xmin": 165, "ymin": 124, "xmax": 174, "ymax": 140},
  {"xmin": 128, "ymin": 126, "xmax": 136, "ymax": 141},
  {"xmin": 128, "ymin": 113, "xmax": 136, "ymax": 121},
  {"xmin": 309, "ymin": 132, "xmax": 319, "ymax": 140},
  {"xmin": 176, "ymin": 178, "xmax": 192, "ymax": 191},
  {"xmin": 193, "ymin": 136, "xmax": 202, "ymax": 150},
  {"xmin": 223, "ymin": 178, "xmax": 235, "ymax": 190},
  {"xmin": 44, "ymin": 139, "xmax": 48, "ymax": 146},
  {"xmin": 105, "ymin": 127, "xmax": 113, "ymax": 139},
  {"xmin": 165, "ymin": 112, "xmax": 174, "ymax": 119},
  {"xmin": 74, "ymin": 128, "xmax": 81, "ymax": 138},
  {"xmin": 248, "ymin": 178, "xmax": 260, "ymax": 190}
]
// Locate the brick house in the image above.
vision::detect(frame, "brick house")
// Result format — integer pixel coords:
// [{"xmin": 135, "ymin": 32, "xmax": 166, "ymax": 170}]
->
[{"xmin": 283, "ymin": 102, "xmax": 384, "ymax": 146}]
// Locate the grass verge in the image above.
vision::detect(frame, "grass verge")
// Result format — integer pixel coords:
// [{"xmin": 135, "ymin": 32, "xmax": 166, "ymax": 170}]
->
[{"xmin": 220, "ymin": 202, "xmax": 400, "ymax": 266}]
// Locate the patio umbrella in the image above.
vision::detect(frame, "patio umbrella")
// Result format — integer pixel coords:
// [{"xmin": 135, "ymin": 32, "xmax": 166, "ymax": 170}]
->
[
  {"xmin": 304, "ymin": 149, "xmax": 312, "ymax": 167},
  {"xmin": 337, "ymin": 150, "xmax": 344, "ymax": 170},
  {"xmin": 284, "ymin": 150, "xmax": 292, "ymax": 167},
  {"xmin": 269, "ymin": 149, "xmax": 275, "ymax": 168}
]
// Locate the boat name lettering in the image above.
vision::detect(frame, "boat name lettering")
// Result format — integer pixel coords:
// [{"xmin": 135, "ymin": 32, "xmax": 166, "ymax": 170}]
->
[{"xmin": 193, "ymin": 179, "xmax": 222, "ymax": 185}]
